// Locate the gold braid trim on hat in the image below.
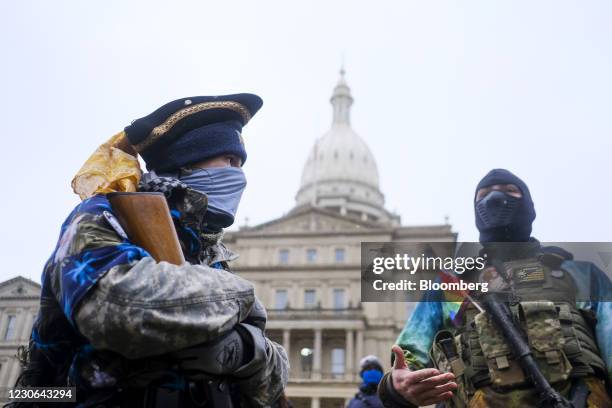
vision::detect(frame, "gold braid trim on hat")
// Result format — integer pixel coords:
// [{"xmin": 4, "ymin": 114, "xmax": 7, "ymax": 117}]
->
[{"xmin": 133, "ymin": 101, "xmax": 252, "ymax": 153}]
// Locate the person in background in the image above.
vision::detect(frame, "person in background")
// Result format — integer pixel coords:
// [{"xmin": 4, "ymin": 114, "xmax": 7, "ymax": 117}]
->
[{"xmin": 347, "ymin": 355, "xmax": 385, "ymax": 408}]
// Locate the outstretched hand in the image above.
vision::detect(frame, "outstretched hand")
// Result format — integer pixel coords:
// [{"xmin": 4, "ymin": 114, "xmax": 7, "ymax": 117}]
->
[{"xmin": 390, "ymin": 345, "xmax": 457, "ymax": 406}]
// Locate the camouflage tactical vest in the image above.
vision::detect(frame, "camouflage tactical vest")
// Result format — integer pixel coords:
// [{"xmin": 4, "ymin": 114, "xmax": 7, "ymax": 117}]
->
[{"xmin": 430, "ymin": 256, "xmax": 607, "ymax": 407}]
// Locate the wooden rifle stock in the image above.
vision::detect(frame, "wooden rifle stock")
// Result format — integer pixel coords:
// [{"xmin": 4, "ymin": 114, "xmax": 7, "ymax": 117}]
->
[{"xmin": 107, "ymin": 192, "xmax": 185, "ymax": 265}]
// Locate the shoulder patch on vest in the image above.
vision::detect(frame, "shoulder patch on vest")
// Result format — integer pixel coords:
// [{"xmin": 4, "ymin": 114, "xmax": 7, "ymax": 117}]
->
[{"xmin": 514, "ymin": 265, "xmax": 546, "ymax": 283}]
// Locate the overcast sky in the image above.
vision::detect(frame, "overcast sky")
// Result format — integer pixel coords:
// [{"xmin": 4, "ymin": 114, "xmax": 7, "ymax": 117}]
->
[{"xmin": 1, "ymin": 0, "xmax": 611, "ymax": 283}]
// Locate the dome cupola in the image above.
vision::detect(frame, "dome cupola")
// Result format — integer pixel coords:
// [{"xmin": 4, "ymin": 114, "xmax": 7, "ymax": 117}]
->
[{"xmin": 295, "ymin": 69, "xmax": 398, "ymax": 225}]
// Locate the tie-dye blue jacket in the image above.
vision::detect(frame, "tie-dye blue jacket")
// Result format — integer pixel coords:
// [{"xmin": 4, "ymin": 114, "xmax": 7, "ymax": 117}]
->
[{"xmin": 24, "ymin": 193, "xmax": 289, "ymax": 407}]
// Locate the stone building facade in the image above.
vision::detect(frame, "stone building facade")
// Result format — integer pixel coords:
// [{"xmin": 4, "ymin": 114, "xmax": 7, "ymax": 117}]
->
[
  {"xmin": 0, "ymin": 276, "xmax": 40, "ymax": 388},
  {"xmin": 224, "ymin": 71, "xmax": 455, "ymax": 408}
]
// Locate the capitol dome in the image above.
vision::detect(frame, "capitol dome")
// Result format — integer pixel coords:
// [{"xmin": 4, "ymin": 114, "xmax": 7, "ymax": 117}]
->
[{"xmin": 295, "ymin": 70, "xmax": 398, "ymax": 225}]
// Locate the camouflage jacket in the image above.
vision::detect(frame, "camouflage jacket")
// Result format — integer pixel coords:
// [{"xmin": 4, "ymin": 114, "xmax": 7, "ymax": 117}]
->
[{"xmin": 27, "ymin": 193, "xmax": 288, "ymax": 407}]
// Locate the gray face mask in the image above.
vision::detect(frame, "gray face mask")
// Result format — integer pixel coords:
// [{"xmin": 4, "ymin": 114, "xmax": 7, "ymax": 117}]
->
[{"xmin": 178, "ymin": 166, "xmax": 247, "ymax": 230}]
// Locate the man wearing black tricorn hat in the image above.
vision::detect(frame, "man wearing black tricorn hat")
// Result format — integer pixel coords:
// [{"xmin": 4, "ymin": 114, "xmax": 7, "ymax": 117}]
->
[
  {"xmin": 12, "ymin": 94, "xmax": 289, "ymax": 407},
  {"xmin": 378, "ymin": 169, "xmax": 612, "ymax": 407}
]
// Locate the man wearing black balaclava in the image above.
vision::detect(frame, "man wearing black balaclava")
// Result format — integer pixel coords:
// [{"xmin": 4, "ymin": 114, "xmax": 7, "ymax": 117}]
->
[
  {"xmin": 378, "ymin": 169, "xmax": 612, "ymax": 408},
  {"xmin": 474, "ymin": 168, "xmax": 535, "ymax": 243}
]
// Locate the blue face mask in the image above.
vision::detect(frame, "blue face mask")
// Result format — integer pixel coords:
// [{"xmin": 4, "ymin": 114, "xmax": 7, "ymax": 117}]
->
[
  {"xmin": 361, "ymin": 369, "xmax": 383, "ymax": 386},
  {"xmin": 178, "ymin": 167, "xmax": 247, "ymax": 230}
]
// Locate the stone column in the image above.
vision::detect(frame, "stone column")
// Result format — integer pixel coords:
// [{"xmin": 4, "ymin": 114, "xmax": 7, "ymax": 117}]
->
[
  {"xmin": 20, "ymin": 311, "xmax": 34, "ymax": 341},
  {"xmin": 13, "ymin": 309, "xmax": 24, "ymax": 343},
  {"xmin": 0, "ymin": 357, "xmax": 8, "ymax": 388},
  {"xmin": 310, "ymin": 397, "xmax": 320, "ymax": 408},
  {"xmin": 0, "ymin": 312, "xmax": 8, "ymax": 341},
  {"xmin": 282, "ymin": 329, "xmax": 291, "ymax": 364},
  {"xmin": 356, "ymin": 329, "xmax": 364, "ymax": 363},
  {"xmin": 345, "ymin": 329, "xmax": 354, "ymax": 380},
  {"xmin": 313, "ymin": 328, "xmax": 322, "ymax": 380}
]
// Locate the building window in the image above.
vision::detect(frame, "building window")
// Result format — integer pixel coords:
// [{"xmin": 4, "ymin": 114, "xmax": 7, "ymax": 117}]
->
[
  {"xmin": 306, "ymin": 248, "xmax": 317, "ymax": 263},
  {"xmin": 333, "ymin": 288, "xmax": 346, "ymax": 309},
  {"xmin": 279, "ymin": 249, "xmax": 289, "ymax": 264},
  {"xmin": 4, "ymin": 315, "xmax": 16, "ymax": 340},
  {"xmin": 331, "ymin": 348, "xmax": 345, "ymax": 378},
  {"xmin": 300, "ymin": 347, "xmax": 313, "ymax": 374},
  {"xmin": 275, "ymin": 289, "xmax": 288, "ymax": 310},
  {"xmin": 335, "ymin": 248, "xmax": 345, "ymax": 263},
  {"xmin": 304, "ymin": 289, "xmax": 316, "ymax": 308}
]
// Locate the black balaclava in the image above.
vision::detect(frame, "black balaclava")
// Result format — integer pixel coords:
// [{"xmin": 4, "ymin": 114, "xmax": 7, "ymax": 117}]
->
[{"xmin": 474, "ymin": 169, "xmax": 536, "ymax": 243}]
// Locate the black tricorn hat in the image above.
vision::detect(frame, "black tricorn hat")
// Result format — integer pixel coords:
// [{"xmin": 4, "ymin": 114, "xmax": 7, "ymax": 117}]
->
[{"xmin": 125, "ymin": 94, "xmax": 263, "ymax": 171}]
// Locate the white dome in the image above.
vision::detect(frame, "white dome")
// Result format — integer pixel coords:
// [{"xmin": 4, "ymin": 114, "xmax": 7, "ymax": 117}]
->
[
  {"xmin": 299, "ymin": 124, "xmax": 380, "ymax": 191},
  {"xmin": 295, "ymin": 70, "xmax": 397, "ymax": 224}
]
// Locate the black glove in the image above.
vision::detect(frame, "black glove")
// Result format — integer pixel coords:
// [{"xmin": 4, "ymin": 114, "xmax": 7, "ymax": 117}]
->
[
  {"xmin": 232, "ymin": 323, "xmax": 268, "ymax": 379},
  {"xmin": 170, "ymin": 323, "xmax": 267, "ymax": 377}
]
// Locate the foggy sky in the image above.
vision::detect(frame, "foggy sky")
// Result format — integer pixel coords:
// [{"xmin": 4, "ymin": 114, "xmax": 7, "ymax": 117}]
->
[{"xmin": 1, "ymin": 0, "xmax": 611, "ymax": 282}]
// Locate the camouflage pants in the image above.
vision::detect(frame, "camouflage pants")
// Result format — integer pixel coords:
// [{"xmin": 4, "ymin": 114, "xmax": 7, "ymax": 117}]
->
[{"xmin": 467, "ymin": 377, "xmax": 611, "ymax": 408}]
